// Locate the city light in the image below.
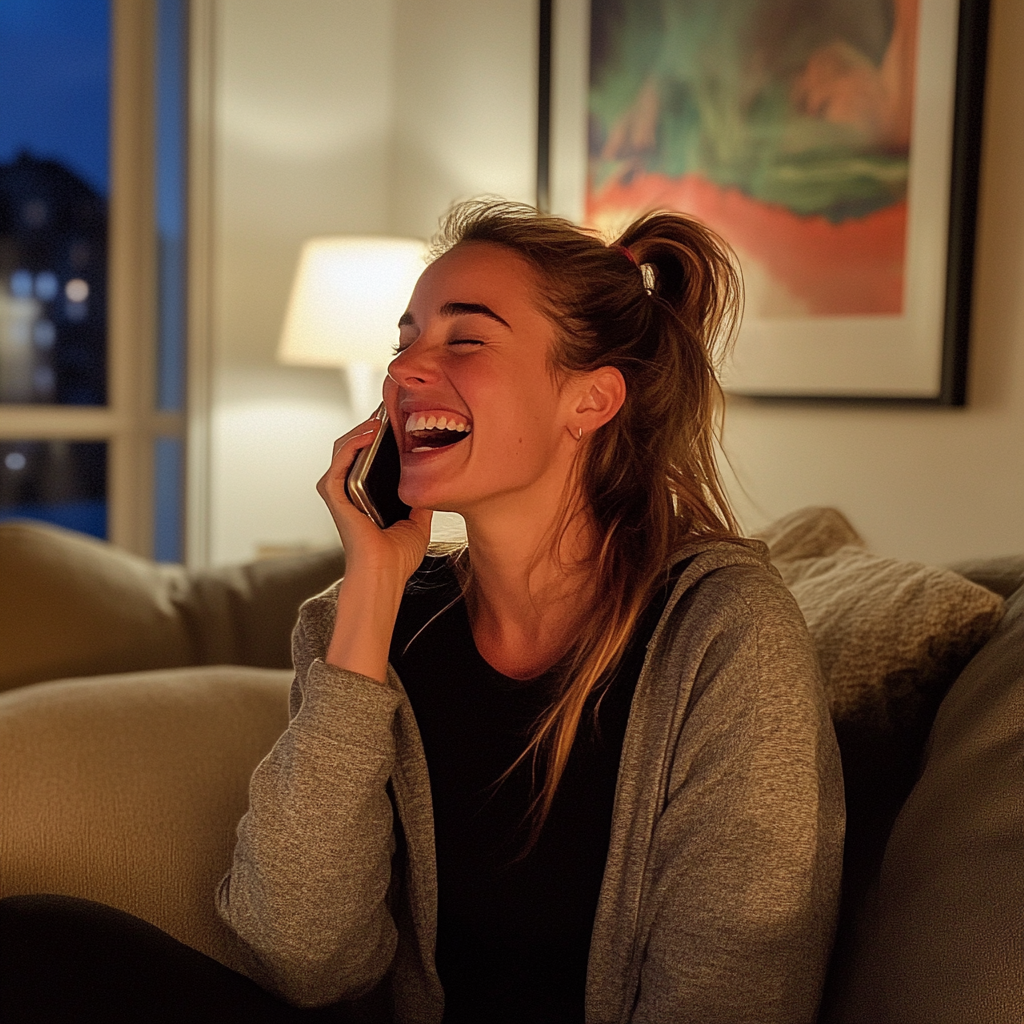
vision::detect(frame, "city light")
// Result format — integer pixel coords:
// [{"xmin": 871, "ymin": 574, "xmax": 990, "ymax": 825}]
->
[
  {"xmin": 65, "ymin": 278, "xmax": 89, "ymax": 302},
  {"xmin": 9, "ymin": 270, "xmax": 32, "ymax": 298},
  {"xmin": 35, "ymin": 271, "xmax": 58, "ymax": 301}
]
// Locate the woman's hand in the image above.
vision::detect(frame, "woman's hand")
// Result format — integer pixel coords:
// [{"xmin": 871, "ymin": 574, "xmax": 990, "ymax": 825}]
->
[
  {"xmin": 317, "ymin": 414, "xmax": 433, "ymax": 584},
  {"xmin": 317, "ymin": 414, "xmax": 433, "ymax": 683}
]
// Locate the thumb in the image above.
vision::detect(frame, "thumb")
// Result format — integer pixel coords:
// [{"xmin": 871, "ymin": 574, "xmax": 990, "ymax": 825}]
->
[{"xmin": 408, "ymin": 507, "xmax": 434, "ymax": 533}]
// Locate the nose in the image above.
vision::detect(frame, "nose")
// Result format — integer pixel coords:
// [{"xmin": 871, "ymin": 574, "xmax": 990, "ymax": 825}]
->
[{"xmin": 386, "ymin": 338, "xmax": 434, "ymax": 388}]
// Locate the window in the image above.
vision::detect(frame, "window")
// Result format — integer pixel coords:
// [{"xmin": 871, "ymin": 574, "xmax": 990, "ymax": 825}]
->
[{"xmin": 0, "ymin": 0, "xmax": 187, "ymax": 560}]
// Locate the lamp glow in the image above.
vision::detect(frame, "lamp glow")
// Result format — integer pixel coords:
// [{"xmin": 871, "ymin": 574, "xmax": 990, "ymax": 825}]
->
[{"xmin": 277, "ymin": 236, "xmax": 427, "ymax": 371}]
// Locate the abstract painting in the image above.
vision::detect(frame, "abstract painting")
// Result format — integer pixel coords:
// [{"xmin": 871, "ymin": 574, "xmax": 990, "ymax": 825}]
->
[{"xmin": 547, "ymin": 0, "xmax": 989, "ymax": 401}]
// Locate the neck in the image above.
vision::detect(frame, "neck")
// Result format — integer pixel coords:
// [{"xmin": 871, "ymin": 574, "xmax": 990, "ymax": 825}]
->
[{"xmin": 459, "ymin": 489, "xmax": 597, "ymax": 679}]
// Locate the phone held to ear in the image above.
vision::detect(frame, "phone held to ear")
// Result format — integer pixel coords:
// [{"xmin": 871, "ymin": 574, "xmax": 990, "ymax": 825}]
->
[{"xmin": 345, "ymin": 403, "xmax": 413, "ymax": 529}]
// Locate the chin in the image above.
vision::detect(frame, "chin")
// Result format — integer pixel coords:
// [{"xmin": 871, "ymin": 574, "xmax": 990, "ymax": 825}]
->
[
  {"xmin": 398, "ymin": 449, "xmax": 470, "ymax": 513},
  {"xmin": 400, "ymin": 485, "xmax": 461, "ymax": 514},
  {"xmin": 397, "ymin": 474, "xmax": 440, "ymax": 508}
]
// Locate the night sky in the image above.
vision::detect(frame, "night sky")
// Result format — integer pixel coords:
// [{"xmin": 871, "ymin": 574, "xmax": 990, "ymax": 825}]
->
[{"xmin": 0, "ymin": 0, "xmax": 110, "ymax": 196}]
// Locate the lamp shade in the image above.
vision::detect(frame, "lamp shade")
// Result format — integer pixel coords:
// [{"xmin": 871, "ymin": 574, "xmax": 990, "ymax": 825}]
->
[{"xmin": 277, "ymin": 236, "xmax": 427, "ymax": 370}]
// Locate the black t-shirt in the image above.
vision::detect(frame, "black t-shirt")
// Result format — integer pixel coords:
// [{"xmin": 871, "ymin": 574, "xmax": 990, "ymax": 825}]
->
[{"xmin": 389, "ymin": 559, "xmax": 674, "ymax": 1024}]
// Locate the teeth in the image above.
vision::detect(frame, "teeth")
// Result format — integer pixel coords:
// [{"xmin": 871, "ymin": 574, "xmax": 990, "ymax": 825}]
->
[{"xmin": 404, "ymin": 413, "xmax": 471, "ymax": 434}]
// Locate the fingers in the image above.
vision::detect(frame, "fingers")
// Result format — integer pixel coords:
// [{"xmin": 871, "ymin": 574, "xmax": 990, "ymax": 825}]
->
[
  {"xmin": 378, "ymin": 508, "xmax": 434, "ymax": 582},
  {"xmin": 320, "ymin": 404, "xmax": 387, "ymax": 505},
  {"xmin": 315, "ymin": 417, "xmax": 380, "ymax": 509},
  {"xmin": 320, "ymin": 422, "xmax": 379, "ymax": 485},
  {"xmin": 316, "ymin": 426, "xmax": 432, "ymax": 584},
  {"xmin": 331, "ymin": 416, "xmax": 380, "ymax": 460}
]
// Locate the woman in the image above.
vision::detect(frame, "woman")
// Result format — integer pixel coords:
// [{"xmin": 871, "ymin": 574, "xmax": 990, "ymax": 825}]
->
[
  {"xmin": 0, "ymin": 200, "xmax": 842, "ymax": 1024},
  {"xmin": 216, "ymin": 200, "xmax": 844, "ymax": 1023}
]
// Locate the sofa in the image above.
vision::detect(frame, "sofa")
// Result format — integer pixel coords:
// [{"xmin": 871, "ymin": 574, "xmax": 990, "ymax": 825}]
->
[{"xmin": 0, "ymin": 510, "xmax": 1021, "ymax": 1022}]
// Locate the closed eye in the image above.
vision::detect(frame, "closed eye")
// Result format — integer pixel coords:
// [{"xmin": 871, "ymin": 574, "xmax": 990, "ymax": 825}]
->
[{"xmin": 390, "ymin": 337, "xmax": 484, "ymax": 356}]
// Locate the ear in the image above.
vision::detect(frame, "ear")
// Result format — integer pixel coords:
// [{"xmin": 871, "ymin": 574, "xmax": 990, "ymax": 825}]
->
[{"xmin": 570, "ymin": 366, "xmax": 626, "ymax": 433}]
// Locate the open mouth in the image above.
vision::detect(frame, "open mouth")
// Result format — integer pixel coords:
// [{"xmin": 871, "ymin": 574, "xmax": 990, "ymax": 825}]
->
[{"xmin": 403, "ymin": 412, "xmax": 472, "ymax": 453}]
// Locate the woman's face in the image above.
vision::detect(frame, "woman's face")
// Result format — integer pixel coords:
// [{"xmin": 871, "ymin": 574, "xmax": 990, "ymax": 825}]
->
[{"xmin": 383, "ymin": 241, "xmax": 576, "ymax": 518}]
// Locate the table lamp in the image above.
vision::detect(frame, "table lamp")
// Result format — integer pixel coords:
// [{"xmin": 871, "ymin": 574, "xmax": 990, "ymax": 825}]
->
[{"xmin": 277, "ymin": 236, "xmax": 427, "ymax": 417}]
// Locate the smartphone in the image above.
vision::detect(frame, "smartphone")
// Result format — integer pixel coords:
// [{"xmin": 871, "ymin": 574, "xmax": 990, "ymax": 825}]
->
[{"xmin": 345, "ymin": 404, "xmax": 412, "ymax": 529}]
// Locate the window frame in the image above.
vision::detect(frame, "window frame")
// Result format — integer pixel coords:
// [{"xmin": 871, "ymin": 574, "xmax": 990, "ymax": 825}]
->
[
  {"xmin": 185, "ymin": 0, "xmax": 214, "ymax": 568},
  {"xmin": 0, "ymin": 0, "xmax": 211, "ymax": 563}
]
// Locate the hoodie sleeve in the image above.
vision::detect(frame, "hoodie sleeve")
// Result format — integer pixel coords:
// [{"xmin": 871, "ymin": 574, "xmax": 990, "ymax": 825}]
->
[{"xmin": 215, "ymin": 585, "xmax": 404, "ymax": 1008}]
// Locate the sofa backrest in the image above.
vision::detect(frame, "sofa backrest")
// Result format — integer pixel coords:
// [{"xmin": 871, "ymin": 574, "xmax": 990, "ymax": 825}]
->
[
  {"xmin": 819, "ymin": 575, "xmax": 1024, "ymax": 1023},
  {"xmin": 754, "ymin": 508, "xmax": 1014, "ymax": 1024},
  {"xmin": 0, "ymin": 520, "xmax": 345, "ymax": 694}
]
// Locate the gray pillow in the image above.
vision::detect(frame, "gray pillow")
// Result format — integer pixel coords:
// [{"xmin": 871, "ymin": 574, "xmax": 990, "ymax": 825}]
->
[
  {"xmin": 755, "ymin": 509, "xmax": 1005, "ymax": 848},
  {"xmin": 946, "ymin": 553, "xmax": 1024, "ymax": 598},
  {"xmin": 828, "ymin": 580, "xmax": 1024, "ymax": 1023},
  {"xmin": 755, "ymin": 507, "xmax": 1007, "ymax": 1020}
]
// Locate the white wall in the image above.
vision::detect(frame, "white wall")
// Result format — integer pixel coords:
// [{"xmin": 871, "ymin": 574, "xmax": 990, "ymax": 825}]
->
[
  {"xmin": 209, "ymin": 0, "xmax": 395, "ymax": 564},
  {"xmin": 205, "ymin": 0, "xmax": 1023, "ymax": 566},
  {"xmin": 721, "ymin": 0, "xmax": 1024, "ymax": 563},
  {"xmin": 207, "ymin": 0, "xmax": 534, "ymax": 565},
  {"xmin": 389, "ymin": 0, "xmax": 537, "ymax": 240}
]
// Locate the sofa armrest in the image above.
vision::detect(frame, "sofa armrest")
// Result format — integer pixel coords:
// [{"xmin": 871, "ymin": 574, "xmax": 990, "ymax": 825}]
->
[{"xmin": 0, "ymin": 666, "xmax": 292, "ymax": 977}]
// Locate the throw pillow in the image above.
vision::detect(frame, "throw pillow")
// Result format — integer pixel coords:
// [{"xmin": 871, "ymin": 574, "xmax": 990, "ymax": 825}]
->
[
  {"xmin": 180, "ymin": 547, "xmax": 347, "ymax": 668},
  {"xmin": 757, "ymin": 509, "xmax": 1005, "ymax": 829},
  {"xmin": 752, "ymin": 504, "xmax": 863, "ymax": 562},
  {"xmin": 754, "ymin": 507, "xmax": 1006, "ymax": 944},
  {"xmin": 0, "ymin": 521, "xmax": 195, "ymax": 693}
]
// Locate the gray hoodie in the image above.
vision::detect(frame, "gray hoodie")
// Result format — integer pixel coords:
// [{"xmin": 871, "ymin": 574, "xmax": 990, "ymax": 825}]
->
[{"xmin": 217, "ymin": 538, "xmax": 845, "ymax": 1023}]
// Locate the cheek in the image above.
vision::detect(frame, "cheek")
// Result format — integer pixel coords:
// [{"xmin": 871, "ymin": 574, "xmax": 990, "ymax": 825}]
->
[{"xmin": 449, "ymin": 361, "xmax": 562, "ymax": 452}]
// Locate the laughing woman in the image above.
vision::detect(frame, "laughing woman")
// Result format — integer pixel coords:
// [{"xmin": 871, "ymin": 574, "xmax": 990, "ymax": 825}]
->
[{"xmin": 215, "ymin": 200, "xmax": 845, "ymax": 1023}]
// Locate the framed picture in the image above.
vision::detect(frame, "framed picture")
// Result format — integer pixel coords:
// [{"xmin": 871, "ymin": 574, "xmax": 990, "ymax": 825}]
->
[{"xmin": 544, "ymin": 0, "xmax": 990, "ymax": 404}]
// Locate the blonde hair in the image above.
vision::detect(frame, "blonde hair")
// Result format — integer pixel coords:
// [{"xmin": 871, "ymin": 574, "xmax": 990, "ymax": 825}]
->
[{"xmin": 433, "ymin": 199, "xmax": 742, "ymax": 840}]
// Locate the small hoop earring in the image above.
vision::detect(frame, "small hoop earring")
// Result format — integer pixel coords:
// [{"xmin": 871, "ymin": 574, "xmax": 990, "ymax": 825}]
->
[{"xmin": 577, "ymin": 427, "xmax": 583, "ymax": 442}]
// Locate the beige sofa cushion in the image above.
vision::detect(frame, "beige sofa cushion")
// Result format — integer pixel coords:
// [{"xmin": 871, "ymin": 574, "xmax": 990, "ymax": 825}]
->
[
  {"xmin": 0, "ymin": 666, "xmax": 291, "ymax": 975},
  {"xmin": 0, "ymin": 520, "xmax": 344, "ymax": 694}
]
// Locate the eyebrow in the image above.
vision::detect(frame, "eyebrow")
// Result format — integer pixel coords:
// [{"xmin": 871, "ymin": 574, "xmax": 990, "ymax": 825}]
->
[{"xmin": 397, "ymin": 302, "xmax": 511, "ymax": 330}]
